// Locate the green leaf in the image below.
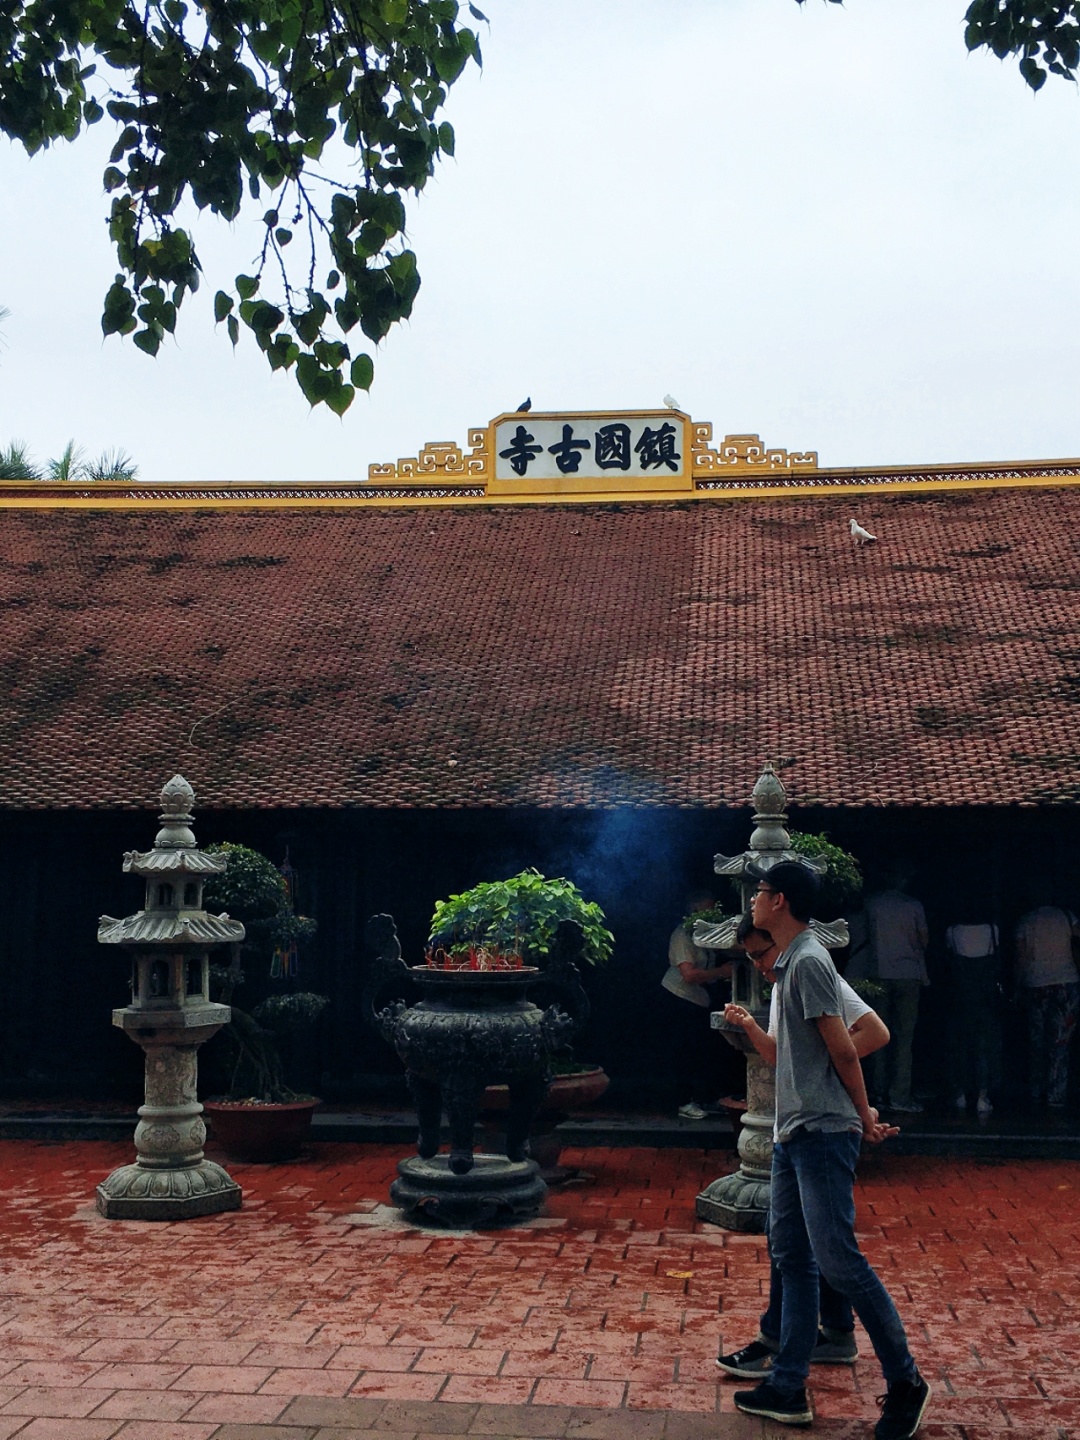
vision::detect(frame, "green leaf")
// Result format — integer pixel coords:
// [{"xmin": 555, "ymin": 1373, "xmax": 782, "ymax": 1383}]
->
[
  {"xmin": 226, "ymin": 315, "xmax": 239, "ymax": 347},
  {"xmin": 381, "ymin": 0, "xmax": 409, "ymax": 22},
  {"xmin": 296, "ymin": 353, "xmax": 336, "ymax": 405},
  {"xmin": 83, "ymin": 99, "xmax": 104, "ymax": 125},
  {"xmin": 358, "ymin": 221, "xmax": 385, "ymax": 256},
  {"xmin": 350, "ymin": 354, "xmax": 374, "ymax": 390},
  {"xmin": 236, "ymin": 274, "xmax": 259, "ymax": 300},
  {"xmin": 101, "ymin": 279, "xmax": 136, "ymax": 337},
  {"xmin": 214, "ymin": 291, "xmax": 233, "ymax": 322},
  {"xmin": 132, "ymin": 328, "xmax": 161, "ymax": 356},
  {"xmin": 325, "ymin": 382, "xmax": 355, "ymax": 416}
]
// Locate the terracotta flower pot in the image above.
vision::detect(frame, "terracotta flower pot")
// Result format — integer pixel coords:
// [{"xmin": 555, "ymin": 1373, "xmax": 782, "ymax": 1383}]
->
[
  {"xmin": 481, "ymin": 1067, "xmax": 610, "ymax": 1180},
  {"xmin": 203, "ymin": 1098, "xmax": 319, "ymax": 1163},
  {"xmin": 482, "ymin": 1065, "xmax": 610, "ymax": 1116}
]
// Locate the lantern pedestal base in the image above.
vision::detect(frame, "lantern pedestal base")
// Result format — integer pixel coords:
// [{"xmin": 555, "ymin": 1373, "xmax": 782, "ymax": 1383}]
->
[
  {"xmin": 391, "ymin": 1153, "xmax": 546, "ymax": 1228},
  {"xmin": 695, "ymin": 1169, "xmax": 771, "ymax": 1232},
  {"xmin": 96, "ymin": 1160, "xmax": 242, "ymax": 1221},
  {"xmin": 695, "ymin": 1047, "xmax": 774, "ymax": 1233}
]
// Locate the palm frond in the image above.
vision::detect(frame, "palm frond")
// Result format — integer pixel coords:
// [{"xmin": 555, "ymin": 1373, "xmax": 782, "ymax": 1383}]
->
[
  {"xmin": 85, "ymin": 448, "xmax": 138, "ymax": 482},
  {"xmin": 47, "ymin": 440, "xmax": 87, "ymax": 481},
  {"xmin": 0, "ymin": 441, "xmax": 41, "ymax": 480}
]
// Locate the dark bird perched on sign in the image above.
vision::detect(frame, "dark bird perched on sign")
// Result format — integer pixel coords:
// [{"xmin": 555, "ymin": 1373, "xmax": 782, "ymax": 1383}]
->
[{"xmin": 516, "ymin": 397, "xmax": 532, "ymax": 412}]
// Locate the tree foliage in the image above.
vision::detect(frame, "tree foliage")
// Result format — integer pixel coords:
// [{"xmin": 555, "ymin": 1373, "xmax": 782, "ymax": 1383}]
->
[
  {"xmin": 204, "ymin": 841, "xmax": 317, "ymax": 956},
  {"xmin": 0, "ymin": 437, "xmax": 138, "ymax": 480},
  {"xmin": 0, "ymin": 442, "xmax": 40, "ymax": 480},
  {"xmin": 787, "ymin": 830, "xmax": 863, "ymax": 916},
  {"xmin": 0, "ymin": 0, "xmax": 480, "ymax": 412},
  {"xmin": 963, "ymin": 0, "xmax": 1080, "ymax": 90},
  {"xmin": 799, "ymin": 1, "xmax": 1080, "ymax": 90}
]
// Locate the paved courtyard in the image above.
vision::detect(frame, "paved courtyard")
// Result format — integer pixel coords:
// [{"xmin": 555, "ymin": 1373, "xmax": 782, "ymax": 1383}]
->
[{"xmin": 0, "ymin": 1138, "xmax": 1077, "ymax": 1438}]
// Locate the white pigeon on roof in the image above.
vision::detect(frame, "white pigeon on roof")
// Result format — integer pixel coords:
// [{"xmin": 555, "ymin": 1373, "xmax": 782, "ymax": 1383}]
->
[
  {"xmin": 850, "ymin": 518, "xmax": 877, "ymax": 546},
  {"xmin": 663, "ymin": 394, "xmax": 682, "ymax": 411}
]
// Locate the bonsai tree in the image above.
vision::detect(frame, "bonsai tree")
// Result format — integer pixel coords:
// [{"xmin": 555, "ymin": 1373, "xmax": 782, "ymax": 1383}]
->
[
  {"xmin": 428, "ymin": 868, "xmax": 614, "ymax": 969},
  {"xmin": 755, "ymin": 832, "xmax": 880, "ymax": 999},
  {"xmin": 788, "ymin": 831, "xmax": 863, "ymax": 916},
  {"xmin": 202, "ymin": 843, "xmax": 325, "ymax": 1102}
]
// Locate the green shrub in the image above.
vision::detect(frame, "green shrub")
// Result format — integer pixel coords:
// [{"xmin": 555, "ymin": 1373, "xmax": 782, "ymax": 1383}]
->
[{"xmin": 429, "ymin": 868, "xmax": 613, "ymax": 968}]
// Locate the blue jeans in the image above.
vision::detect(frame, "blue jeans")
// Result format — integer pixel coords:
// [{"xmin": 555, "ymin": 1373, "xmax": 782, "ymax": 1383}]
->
[
  {"xmin": 761, "ymin": 1249, "xmax": 853, "ymax": 1342},
  {"xmin": 769, "ymin": 1128, "xmax": 917, "ymax": 1396}
]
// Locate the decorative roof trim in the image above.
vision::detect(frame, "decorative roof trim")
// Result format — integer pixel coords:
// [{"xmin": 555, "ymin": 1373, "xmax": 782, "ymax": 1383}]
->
[{"xmin": 2, "ymin": 409, "xmax": 1079, "ymax": 509}]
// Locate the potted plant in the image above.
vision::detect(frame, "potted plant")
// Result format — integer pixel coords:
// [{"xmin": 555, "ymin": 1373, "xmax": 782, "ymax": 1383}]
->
[
  {"xmin": 427, "ymin": 869, "xmax": 614, "ymax": 1166},
  {"xmin": 200, "ymin": 843, "xmax": 327, "ymax": 1162},
  {"xmin": 428, "ymin": 867, "xmax": 614, "ymax": 970}
]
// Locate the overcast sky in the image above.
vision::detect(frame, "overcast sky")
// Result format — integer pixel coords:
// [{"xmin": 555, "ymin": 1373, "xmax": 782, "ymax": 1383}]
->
[{"xmin": 2, "ymin": 0, "xmax": 1079, "ymax": 483}]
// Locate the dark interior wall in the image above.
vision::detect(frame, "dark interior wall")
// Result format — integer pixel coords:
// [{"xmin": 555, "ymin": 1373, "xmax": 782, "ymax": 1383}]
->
[{"xmin": 0, "ymin": 803, "xmax": 1076, "ymax": 1104}]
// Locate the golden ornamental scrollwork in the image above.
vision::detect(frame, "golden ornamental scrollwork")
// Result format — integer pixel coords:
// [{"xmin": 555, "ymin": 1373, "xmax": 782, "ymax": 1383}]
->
[
  {"xmin": 367, "ymin": 428, "xmax": 492, "ymax": 484},
  {"xmin": 691, "ymin": 423, "xmax": 818, "ymax": 474}
]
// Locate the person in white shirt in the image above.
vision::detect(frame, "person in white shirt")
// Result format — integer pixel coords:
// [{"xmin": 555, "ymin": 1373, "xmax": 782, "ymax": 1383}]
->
[
  {"xmin": 660, "ymin": 891, "xmax": 732, "ymax": 1120},
  {"xmin": 1014, "ymin": 901, "xmax": 1080, "ymax": 1109}
]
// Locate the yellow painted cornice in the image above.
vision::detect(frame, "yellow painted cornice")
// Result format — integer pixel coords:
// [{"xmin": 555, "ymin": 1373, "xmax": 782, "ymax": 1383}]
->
[{"xmin": 3, "ymin": 411, "xmax": 1080, "ymax": 509}]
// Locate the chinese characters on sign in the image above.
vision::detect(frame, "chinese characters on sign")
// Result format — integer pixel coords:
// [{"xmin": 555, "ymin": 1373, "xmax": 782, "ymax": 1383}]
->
[{"xmin": 494, "ymin": 414, "xmax": 685, "ymax": 482}]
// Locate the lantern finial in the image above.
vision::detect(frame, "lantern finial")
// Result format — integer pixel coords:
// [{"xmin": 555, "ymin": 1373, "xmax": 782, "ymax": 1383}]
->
[{"xmin": 155, "ymin": 775, "xmax": 197, "ymax": 849}]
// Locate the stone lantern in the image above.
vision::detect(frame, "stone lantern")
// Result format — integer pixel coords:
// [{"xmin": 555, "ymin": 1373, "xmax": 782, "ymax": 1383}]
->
[
  {"xmin": 692, "ymin": 763, "xmax": 848, "ymax": 1232},
  {"xmin": 96, "ymin": 775, "xmax": 245, "ymax": 1220}
]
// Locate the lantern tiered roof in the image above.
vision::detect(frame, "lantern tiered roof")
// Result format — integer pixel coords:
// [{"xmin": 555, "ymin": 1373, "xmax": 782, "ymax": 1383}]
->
[{"xmin": 98, "ymin": 775, "xmax": 244, "ymax": 949}]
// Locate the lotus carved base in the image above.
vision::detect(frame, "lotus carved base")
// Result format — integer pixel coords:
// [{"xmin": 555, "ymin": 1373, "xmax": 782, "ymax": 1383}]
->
[{"xmin": 96, "ymin": 1160, "xmax": 242, "ymax": 1220}]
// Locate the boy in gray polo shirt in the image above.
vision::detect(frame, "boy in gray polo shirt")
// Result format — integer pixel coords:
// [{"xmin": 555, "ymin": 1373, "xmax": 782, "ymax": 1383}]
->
[{"xmin": 731, "ymin": 862, "xmax": 930, "ymax": 1440}]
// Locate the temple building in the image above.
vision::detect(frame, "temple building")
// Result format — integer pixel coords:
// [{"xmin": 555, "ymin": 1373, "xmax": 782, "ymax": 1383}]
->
[{"xmin": 2, "ymin": 408, "xmax": 1079, "ymax": 1104}]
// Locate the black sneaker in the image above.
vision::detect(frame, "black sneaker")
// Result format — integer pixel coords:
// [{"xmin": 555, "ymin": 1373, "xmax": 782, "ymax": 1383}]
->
[
  {"xmin": 733, "ymin": 1380, "xmax": 813, "ymax": 1426},
  {"xmin": 716, "ymin": 1337, "xmax": 775, "ymax": 1378},
  {"xmin": 875, "ymin": 1371, "xmax": 932, "ymax": 1440},
  {"xmin": 811, "ymin": 1327, "xmax": 858, "ymax": 1364}
]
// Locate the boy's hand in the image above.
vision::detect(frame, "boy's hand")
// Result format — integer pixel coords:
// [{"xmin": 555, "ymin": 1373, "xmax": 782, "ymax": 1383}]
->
[
  {"xmin": 862, "ymin": 1113, "xmax": 900, "ymax": 1144},
  {"xmin": 724, "ymin": 1003, "xmax": 753, "ymax": 1030}
]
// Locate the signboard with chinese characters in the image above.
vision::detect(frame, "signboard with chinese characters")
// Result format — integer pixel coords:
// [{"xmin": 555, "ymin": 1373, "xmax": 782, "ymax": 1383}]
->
[
  {"xmin": 361, "ymin": 413, "xmax": 822, "ymax": 506},
  {"xmin": 493, "ymin": 412, "xmax": 688, "ymax": 485}
]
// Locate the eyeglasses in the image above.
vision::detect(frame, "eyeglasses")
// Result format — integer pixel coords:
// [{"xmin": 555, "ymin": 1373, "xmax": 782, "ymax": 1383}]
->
[{"xmin": 744, "ymin": 947, "xmax": 774, "ymax": 962}]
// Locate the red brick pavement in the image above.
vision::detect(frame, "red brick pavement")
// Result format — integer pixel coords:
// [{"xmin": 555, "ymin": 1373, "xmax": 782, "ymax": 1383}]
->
[{"xmin": 0, "ymin": 1140, "xmax": 1077, "ymax": 1437}]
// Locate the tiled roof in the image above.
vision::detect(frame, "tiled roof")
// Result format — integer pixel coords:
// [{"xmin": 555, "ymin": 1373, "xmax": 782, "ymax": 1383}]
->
[{"xmin": 2, "ymin": 489, "xmax": 1080, "ymax": 809}]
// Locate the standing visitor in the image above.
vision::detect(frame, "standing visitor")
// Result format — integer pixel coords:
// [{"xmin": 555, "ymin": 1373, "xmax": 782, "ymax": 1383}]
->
[
  {"xmin": 1014, "ymin": 898, "xmax": 1080, "ymax": 1109},
  {"xmin": 864, "ymin": 871, "xmax": 929, "ymax": 1114},
  {"xmin": 660, "ymin": 891, "xmax": 729, "ymax": 1120},
  {"xmin": 728, "ymin": 862, "xmax": 930, "ymax": 1438},
  {"xmin": 943, "ymin": 905, "xmax": 1001, "ymax": 1116}
]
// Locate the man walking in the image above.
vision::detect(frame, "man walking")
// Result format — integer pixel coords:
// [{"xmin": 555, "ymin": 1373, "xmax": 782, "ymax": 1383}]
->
[{"xmin": 731, "ymin": 861, "xmax": 930, "ymax": 1439}]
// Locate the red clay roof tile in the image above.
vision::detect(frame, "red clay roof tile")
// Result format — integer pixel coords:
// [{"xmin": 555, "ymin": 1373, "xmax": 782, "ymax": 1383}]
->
[{"xmin": 2, "ymin": 490, "xmax": 1080, "ymax": 808}]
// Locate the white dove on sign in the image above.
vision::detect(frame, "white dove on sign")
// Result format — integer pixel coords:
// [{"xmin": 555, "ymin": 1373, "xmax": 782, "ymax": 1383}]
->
[
  {"xmin": 850, "ymin": 519, "xmax": 876, "ymax": 546},
  {"xmin": 663, "ymin": 394, "xmax": 682, "ymax": 411}
]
